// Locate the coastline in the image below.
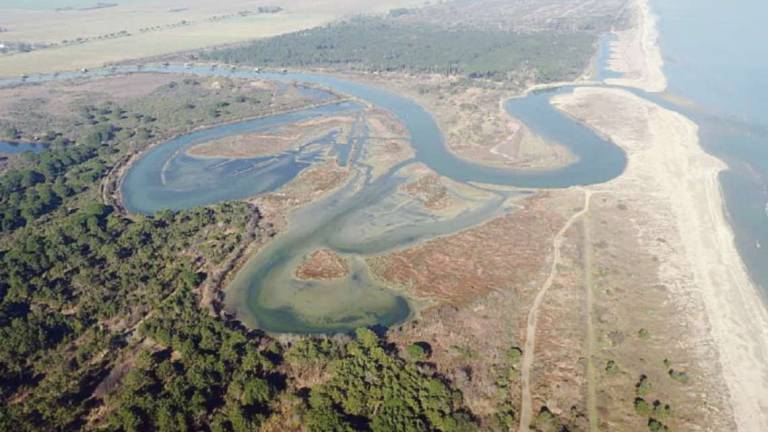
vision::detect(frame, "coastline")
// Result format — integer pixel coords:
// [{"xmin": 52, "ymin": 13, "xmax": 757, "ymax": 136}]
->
[
  {"xmin": 68, "ymin": 9, "xmax": 767, "ymax": 426},
  {"xmin": 602, "ymin": 0, "xmax": 768, "ymax": 428},
  {"xmin": 604, "ymin": 0, "xmax": 667, "ymax": 93},
  {"xmin": 553, "ymin": 86, "xmax": 768, "ymax": 432}
]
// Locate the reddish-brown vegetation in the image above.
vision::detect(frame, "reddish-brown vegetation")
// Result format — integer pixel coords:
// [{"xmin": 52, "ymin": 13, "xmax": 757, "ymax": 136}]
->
[
  {"xmin": 369, "ymin": 192, "xmax": 568, "ymax": 305},
  {"xmin": 295, "ymin": 249, "xmax": 350, "ymax": 280}
]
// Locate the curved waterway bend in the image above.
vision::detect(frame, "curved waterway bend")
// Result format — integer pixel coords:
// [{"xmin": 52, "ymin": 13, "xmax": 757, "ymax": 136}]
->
[
  {"xmin": 121, "ymin": 101, "xmax": 363, "ymax": 214},
  {"xmin": 252, "ymin": 71, "xmax": 628, "ymax": 188},
  {"xmin": 3, "ymin": 66, "xmax": 627, "ymax": 333}
]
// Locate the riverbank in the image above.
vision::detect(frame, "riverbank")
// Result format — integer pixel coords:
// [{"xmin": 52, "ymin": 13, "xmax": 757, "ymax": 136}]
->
[
  {"xmin": 331, "ymin": 70, "xmax": 580, "ymax": 171},
  {"xmin": 553, "ymin": 87, "xmax": 768, "ymax": 432},
  {"xmin": 185, "ymin": 114, "xmax": 355, "ymax": 160},
  {"xmin": 103, "ymin": 96, "xmax": 342, "ymax": 214},
  {"xmin": 604, "ymin": 0, "xmax": 667, "ymax": 92}
]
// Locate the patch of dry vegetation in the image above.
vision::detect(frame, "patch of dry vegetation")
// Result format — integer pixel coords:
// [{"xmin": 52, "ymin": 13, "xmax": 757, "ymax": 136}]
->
[
  {"xmin": 373, "ymin": 190, "xmax": 584, "ymax": 428},
  {"xmin": 401, "ymin": 173, "xmax": 451, "ymax": 210},
  {"xmin": 582, "ymin": 193, "xmax": 735, "ymax": 431},
  {"xmin": 551, "ymin": 87, "xmax": 743, "ymax": 430},
  {"xmin": 368, "ymin": 191, "xmax": 578, "ymax": 306},
  {"xmin": 295, "ymin": 249, "xmax": 350, "ymax": 281},
  {"xmin": 186, "ymin": 115, "xmax": 355, "ymax": 159}
]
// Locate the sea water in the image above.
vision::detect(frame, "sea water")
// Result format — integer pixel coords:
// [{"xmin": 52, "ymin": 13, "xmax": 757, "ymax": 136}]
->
[{"xmin": 652, "ymin": 0, "xmax": 768, "ymax": 298}]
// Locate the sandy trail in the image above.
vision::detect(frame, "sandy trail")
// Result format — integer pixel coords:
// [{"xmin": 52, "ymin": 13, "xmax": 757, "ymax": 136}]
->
[
  {"xmin": 553, "ymin": 87, "xmax": 768, "ymax": 432},
  {"xmin": 518, "ymin": 189, "xmax": 592, "ymax": 432}
]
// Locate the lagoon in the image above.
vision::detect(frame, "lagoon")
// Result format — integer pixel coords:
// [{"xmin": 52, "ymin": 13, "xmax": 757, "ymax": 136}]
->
[
  {"xmin": 2, "ymin": 64, "xmax": 628, "ymax": 333},
  {"xmin": 123, "ymin": 67, "xmax": 627, "ymax": 333}
]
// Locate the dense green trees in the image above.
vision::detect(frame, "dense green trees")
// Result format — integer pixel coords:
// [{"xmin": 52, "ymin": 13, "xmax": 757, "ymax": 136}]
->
[
  {"xmin": 106, "ymin": 288, "xmax": 280, "ymax": 432},
  {"xmin": 204, "ymin": 17, "xmax": 595, "ymax": 82},
  {"xmin": 0, "ymin": 199, "xmax": 253, "ymax": 429},
  {"xmin": 0, "ymin": 143, "xmax": 475, "ymax": 432},
  {"xmin": 304, "ymin": 328, "xmax": 475, "ymax": 432},
  {"xmin": 0, "ymin": 141, "xmax": 102, "ymax": 232}
]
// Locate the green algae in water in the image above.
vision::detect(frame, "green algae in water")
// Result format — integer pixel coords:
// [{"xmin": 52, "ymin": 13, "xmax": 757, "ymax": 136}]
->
[{"xmin": 229, "ymin": 249, "xmax": 411, "ymax": 334}]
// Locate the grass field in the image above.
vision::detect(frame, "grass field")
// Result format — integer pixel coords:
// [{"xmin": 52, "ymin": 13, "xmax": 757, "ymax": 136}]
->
[{"xmin": 0, "ymin": 0, "xmax": 427, "ymax": 77}]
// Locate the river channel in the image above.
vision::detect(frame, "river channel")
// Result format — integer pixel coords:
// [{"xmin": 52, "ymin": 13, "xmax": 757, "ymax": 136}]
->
[{"xmin": 1, "ymin": 63, "xmax": 627, "ymax": 333}]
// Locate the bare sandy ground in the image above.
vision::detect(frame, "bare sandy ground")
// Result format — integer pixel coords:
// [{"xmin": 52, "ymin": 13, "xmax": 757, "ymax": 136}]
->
[
  {"xmin": 0, "ymin": 0, "xmax": 427, "ymax": 77},
  {"xmin": 604, "ymin": 0, "xmax": 667, "ymax": 93},
  {"xmin": 553, "ymin": 87, "xmax": 768, "ymax": 432}
]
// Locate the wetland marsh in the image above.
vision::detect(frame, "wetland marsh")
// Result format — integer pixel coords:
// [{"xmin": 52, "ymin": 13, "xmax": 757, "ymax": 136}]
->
[
  {"xmin": 2, "ymin": 64, "xmax": 628, "ymax": 333},
  {"xmin": 113, "ymin": 66, "xmax": 628, "ymax": 333}
]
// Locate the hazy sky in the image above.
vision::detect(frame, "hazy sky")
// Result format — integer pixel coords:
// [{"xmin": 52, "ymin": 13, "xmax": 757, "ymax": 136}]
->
[{"xmin": 0, "ymin": 0, "xmax": 141, "ymax": 10}]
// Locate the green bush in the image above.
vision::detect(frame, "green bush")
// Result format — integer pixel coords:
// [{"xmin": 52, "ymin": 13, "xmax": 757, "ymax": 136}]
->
[
  {"xmin": 506, "ymin": 346, "xmax": 523, "ymax": 364},
  {"xmin": 634, "ymin": 398, "xmax": 651, "ymax": 416},
  {"xmin": 668, "ymin": 369, "xmax": 689, "ymax": 384},
  {"xmin": 406, "ymin": 342, "xmax": 432, "ymax": 362},
  {"xmin": 635, "ymin": 374, "xmax": 652, "ymax": 397},
  {"xmin": 648, "ymin": 418, "xmax": 669, "ymax": 432}
]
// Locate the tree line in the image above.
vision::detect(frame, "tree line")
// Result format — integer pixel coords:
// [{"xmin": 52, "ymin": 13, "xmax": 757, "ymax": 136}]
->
[{"xmin": 203, "ymin": 16, "xmax": 596, "ymax": 82}]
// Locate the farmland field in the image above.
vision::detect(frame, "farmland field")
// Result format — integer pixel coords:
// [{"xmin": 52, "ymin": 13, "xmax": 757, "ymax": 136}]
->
[{"xmin": 0, "ymin": 0, "xmax": 427, "ymax": 77}]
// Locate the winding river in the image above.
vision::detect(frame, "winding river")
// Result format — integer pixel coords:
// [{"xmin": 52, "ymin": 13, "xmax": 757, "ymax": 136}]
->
[{"xmin": 1, "ymin": 64, "xmax": 628, "ymax": 333}]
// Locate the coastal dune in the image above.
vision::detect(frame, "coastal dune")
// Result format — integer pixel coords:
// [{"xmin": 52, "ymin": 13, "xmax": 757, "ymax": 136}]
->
[
  {"xmin": 605, "ymin": 0, "xmax": 667, "ymax": 93},
  {"xmin": 553, "ymin": 87, "xmax": 768, "ymax": 432}
]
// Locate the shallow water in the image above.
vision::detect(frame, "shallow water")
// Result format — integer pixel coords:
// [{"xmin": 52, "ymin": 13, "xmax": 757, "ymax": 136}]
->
[
  {"xmin": 651, "ymin": 0, "xmax": 768, "ymax": 298},
  {"xmin": 593, "ymin": 33, "xmax": 622, "ymax": 81},
  {"xmin": 0, "ymin": 64, "xmax": 628, "ymax": 333},
  {"xmin": 121, "ymin": 101, "xmax": 363, "ymax": 214},
  {"xmin": 1, "ymin": 2, "xmax": 763, "ymax": 328}
]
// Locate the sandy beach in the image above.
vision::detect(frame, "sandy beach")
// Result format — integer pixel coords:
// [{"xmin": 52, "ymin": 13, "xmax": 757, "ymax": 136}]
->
[
  {"xmin": 553, "ymin": 87, "xmax": 768, "ymax": 432},
  {"xmin": 604, "ymin": 0, "xmax": 667, "ymax": 93},
  {"xmin": 583, "ymin": 1, "xmax": 768, "ymax": 427}
]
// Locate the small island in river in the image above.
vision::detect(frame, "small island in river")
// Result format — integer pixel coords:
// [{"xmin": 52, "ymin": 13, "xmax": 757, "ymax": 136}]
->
[{"xmin": 295, "ymin": 249, "xmax": 350, "ymax": 281}]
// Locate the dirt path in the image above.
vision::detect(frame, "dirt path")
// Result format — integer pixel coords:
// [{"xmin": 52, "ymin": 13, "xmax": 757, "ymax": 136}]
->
[
  {"xmin": 518, "ymin": 189, "xmax": 592, "ymax": 431},
  {"xmin": 582, "ymin": 197, "xmax": 598, "ymax": 432}
]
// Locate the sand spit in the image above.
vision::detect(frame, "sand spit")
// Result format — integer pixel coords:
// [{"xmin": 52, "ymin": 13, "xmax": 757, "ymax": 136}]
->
[
  {"xmin": 553, "ymin": 87, "xmax": 768, "ymax": 432},
  {"xmin": 605, "ymin": 0, "xmax": 667, "ymax": 93}
]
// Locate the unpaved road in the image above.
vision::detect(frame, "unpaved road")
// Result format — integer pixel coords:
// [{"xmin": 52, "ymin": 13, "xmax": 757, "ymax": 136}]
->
[{"xmin": 518, "ymin": 189, "xmax": 592, "ymax": 431}]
